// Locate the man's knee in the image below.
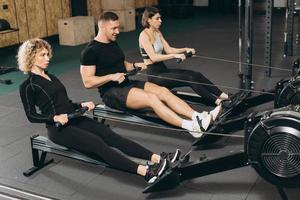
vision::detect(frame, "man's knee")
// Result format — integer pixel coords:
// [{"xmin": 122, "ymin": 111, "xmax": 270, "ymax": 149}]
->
[
  {"xmin": 145, "ymin": 93, "xmax": 161, "ymax": 106},
  {"xmin": 157, "ymin": 87, "xmax": 172, "ymax": 98}
]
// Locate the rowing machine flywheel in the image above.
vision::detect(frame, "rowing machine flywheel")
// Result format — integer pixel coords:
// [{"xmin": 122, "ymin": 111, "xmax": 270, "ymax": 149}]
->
[
  {"xmin": 275, "ymin": 76, "xmax": 300, "ymax": 108},
  {"xmin": 245, "ymin": 107, "xmax": 300, "ymax": 188}
]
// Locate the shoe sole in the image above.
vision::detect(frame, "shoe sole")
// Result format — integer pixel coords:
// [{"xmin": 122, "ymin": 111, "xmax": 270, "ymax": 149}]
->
[
  {"xmin": 210, "ymin": 106, "xmax": 222, "ymax": 121},
  {"xmin": 158, "ymin": 159, "xmax": 167, "ymax": 176},
  {"xmin": 171, "ymin": 149, "xmax": 181, "ymax": 163},
  {"xmin": 147, "ymin": 160, "xmax": 167, "ymax": 184},
  {"xmin": 148, "ymin": 177, "xmax": 157, "ymax": 183}
]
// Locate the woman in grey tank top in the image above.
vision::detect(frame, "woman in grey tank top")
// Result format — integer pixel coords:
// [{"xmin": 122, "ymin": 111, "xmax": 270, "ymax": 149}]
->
[{"xmin": 139, "ymin": 7, "xmax": 230, "ymax": 107}]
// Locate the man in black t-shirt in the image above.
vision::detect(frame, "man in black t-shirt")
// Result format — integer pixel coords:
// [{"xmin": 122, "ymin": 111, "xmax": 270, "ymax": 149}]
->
[{"xmin": 80, "ymin": 12, "xmax": 220, "ymax": 138}]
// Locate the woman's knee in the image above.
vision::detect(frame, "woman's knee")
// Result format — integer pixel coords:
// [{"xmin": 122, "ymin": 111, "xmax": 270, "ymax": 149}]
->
[{"xmin": 191, "ymin": 71, "xmax": 207, "ymax": 80}]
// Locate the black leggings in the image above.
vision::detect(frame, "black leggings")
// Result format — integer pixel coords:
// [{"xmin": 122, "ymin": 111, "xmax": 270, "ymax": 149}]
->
[
  {"xmin": 147, "ymin": 63, "xmax": 223, "ymax": 104},
  {"xmin": 47, "ymin": 117, "xmax": 153, "ymax": 174}
]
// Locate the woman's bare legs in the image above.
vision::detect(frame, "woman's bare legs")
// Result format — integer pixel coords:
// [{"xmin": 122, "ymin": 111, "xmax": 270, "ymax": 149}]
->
[{"xmin": 144, "ymin": 82, "xmax": 218, "ymax": 123}]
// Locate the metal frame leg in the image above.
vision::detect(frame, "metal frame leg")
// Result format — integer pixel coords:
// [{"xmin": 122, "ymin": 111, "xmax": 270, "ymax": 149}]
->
[{"xmin": 23, "ymin": 137, "xmax": 54, "ymax": 177}]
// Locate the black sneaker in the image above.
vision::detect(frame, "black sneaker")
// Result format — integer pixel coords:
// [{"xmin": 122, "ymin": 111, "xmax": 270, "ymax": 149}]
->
[
  {"xmin": 161, "ymin": 149, "xmax": 181, "ymax": 163},
  {"xmin": 144, "ymin": 159, "xmax": 168, "ymax": 184}
]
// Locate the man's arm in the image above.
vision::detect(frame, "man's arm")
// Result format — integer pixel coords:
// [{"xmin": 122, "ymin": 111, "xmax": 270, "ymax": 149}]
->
[
  {"xmin": 80, "ymin": 65, "xmax": 126, "ymax": 88},
  {"xmin": 124, "ymin": 61, "xmax": 147, "ymax": 71},
  {"xmin": 80, "ymin": 65, "xmax": 112, "ymax": 89}
]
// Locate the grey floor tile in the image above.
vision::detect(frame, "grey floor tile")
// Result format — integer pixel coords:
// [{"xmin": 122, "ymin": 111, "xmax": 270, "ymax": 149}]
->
[
  {"xmin": 139, "ymin": 187, "xmax": 212, "ymax": 200},
  {"xmin": 24, "ymin": 159, "xmax": 104, "ymax": 196},
  {"xmin": 0, "ymin": 125, "xmax": 35, "ymax": 147},
  {"xmin": 0, "ymin": 177, "xmax": 71, "ymax": 200},
  {"xmin": 0, "ymin": 109, "xmax": 31, "ymax": 128},
  {"xmin": 0, "ymin": 92, "xmax": 23, "ymax": 108},
  {"xmin": 246, "ymin": 177, "xmax": 289, "ymax": 200},
  {"xmin": 70, "ymin": 169, "xmax": 145, "ymax": 200},
  {"xmin": 182, "ymin": 167, "xmax": 257, "ymax": 199},
  {"xmin": 0, "ymin": 105, "xmax": 17, "ymax": 118},
  {"xmin": 0, "ymin": 137, "xmax": 29, "ymax": 164}
]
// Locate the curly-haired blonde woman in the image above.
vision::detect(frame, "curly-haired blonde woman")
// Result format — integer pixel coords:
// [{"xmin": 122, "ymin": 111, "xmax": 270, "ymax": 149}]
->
[{"xmin": 18, "ymin": 38, "xmax": 179, "ymax": 183}]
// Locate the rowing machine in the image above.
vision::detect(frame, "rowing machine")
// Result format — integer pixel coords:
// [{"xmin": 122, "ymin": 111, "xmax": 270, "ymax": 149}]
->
[
  {"xmin": 23, "ymin": 135, "xmax": 148, "ymax": 177},
  {"xmin": 193, "ymin": 90, "xmax": 275, "ymax": 146},
  {"xmin": 143, "ymin": 105, "xmax": 300, "ymax": 199},
  {"xmin": 93, "ymin": 89, "xmax": 275, "ymax": 146},
  {"xmin": 98, "ymin": 62, "xmax": 275, "ymax": 146}
]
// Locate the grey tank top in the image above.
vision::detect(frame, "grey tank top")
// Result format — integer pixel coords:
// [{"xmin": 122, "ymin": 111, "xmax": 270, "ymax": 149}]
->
[{"xmin": 140, "ymin": 34, "xmax": 164, "ymax": 60}]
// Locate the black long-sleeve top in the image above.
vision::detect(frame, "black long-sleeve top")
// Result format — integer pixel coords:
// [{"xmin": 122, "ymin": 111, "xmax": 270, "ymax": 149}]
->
[{"xmin": 19, "ymin": 72, "xmax": 81, "ymax": 125}]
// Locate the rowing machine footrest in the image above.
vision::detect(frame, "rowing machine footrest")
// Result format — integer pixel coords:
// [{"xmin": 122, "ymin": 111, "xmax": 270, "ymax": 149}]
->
[{"xmin": 143, "ymin": 167, "xmax": 180, "ymax": 193}]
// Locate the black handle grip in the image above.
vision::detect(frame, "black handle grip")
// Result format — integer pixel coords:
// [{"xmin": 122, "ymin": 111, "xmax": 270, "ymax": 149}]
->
[
  {"xmin": 55, "ymin": 122, "xmax": 62, "ymax": 129},
  {"xmin": 125, "ymin": 67, "xmax": 142, "ymax": 77},
  {"xmin": 176, "ymin": 51, "xmax": 193, "ymax": 63},
  {"xmin": 55, "ymin": 107, "xmax": 89, "ymax": 128},
  {"xmin": 0, "ymin": 79, "xmax": 12, "ymax": 84}
]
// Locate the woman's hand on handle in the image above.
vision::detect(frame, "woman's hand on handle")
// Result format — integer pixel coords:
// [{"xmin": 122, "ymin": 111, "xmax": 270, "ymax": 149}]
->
[
  {"xmin": 185, "ymin": 48, "xmax": 196, "ymax": 55},
  {"xmin": 53, "ymin": 114, "xmax": 68, "ymax": 125},
  {"xmin": 134, "ymin": 62, "xmax": 147, "ymax": 71},
  {"xmin": 173, "ymin": 54, "xmax": 186, "ymax": 61},
  {"xmin": 81, "ymin": 101, "xmax": 95, "ymax": 111}
]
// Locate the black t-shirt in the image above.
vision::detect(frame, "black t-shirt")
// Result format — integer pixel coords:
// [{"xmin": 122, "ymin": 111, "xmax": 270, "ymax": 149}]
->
[
  {"xmin": 19, "ymin": 72, "xmax": 81, "ymax": 125},
  {"xmin": 80, "ymin": 40, "xmax": 128, "ymax": 92}
]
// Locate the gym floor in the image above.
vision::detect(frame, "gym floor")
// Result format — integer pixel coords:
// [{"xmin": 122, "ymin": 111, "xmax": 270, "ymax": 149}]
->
[{"xmin": 0, "ymin": 10, "xmax": 299, "ymax": 200}]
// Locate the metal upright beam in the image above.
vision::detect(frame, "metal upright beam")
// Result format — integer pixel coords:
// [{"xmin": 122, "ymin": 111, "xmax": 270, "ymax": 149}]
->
[
  {"xmin": 284, "ymin": 0, "xmax": 295, "ymax": 57},
  {"xmin": 238, "ymin": 0, "xmax": 243, "ymax": 88},
  {"xmin": 244, "ymin": 0, "xmax": 253, "ymax": 90},
  {"xmin": 296, "ymin": 2, "xmax": 300, "ymax": 44},
  {"xmin": 264, "ymin": 0, "xmax": 273, "ymax": 77}
]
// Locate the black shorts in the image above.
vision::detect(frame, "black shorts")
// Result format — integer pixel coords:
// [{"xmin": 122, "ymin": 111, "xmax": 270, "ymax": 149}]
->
[{"xmin": 101, "ymin": 80, "xmax": 146, "ymax": 110}]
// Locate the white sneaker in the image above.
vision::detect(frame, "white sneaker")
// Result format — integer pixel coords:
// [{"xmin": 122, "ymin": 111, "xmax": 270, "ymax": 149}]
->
[
  {"xmin": 200, "ymin": 114, "xmax": 212, "ymax": 130},
  {"xmin": 189, "ymin": 114, "xmax": 212, "ymax": 138},
  {"xmin": 192, "ymin": 111, "xmax": 209, "ymax": 122},
  {"xmin": 209, "ymin": 105, "xmax": 222, "ymax": 121}
]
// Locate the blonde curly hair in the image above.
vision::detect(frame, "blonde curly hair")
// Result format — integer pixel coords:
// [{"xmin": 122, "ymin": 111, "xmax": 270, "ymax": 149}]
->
[{"xmin": 17, "ymin": 38, "xmax": 52, "ymax": 74}]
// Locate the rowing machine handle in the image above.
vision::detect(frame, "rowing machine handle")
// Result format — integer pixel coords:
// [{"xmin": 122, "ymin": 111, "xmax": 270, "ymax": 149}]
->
[
  {"xmin": 176, "ymin": 51, "xmax": 193, "ymax": 63},
  {"xmin": 55, "ymin": 106, "xmax": 89, "ymax": 128},
  {"xmin": 125, "ymin": 66, "xmax": 142, "ymax": 77}
]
